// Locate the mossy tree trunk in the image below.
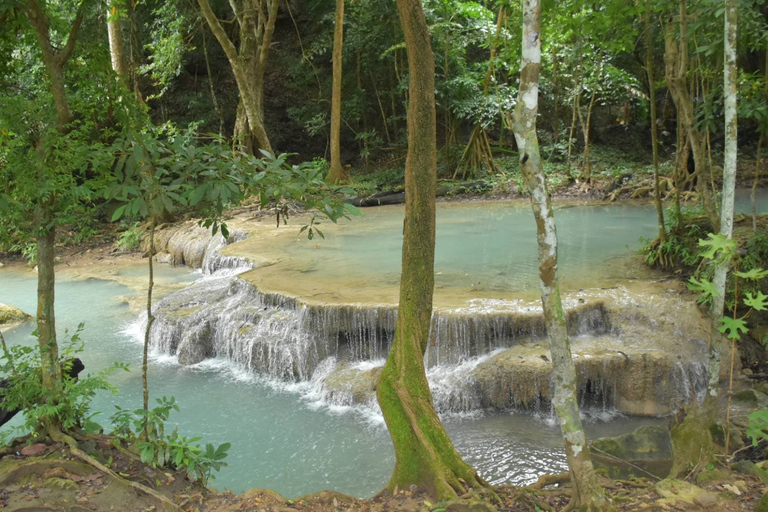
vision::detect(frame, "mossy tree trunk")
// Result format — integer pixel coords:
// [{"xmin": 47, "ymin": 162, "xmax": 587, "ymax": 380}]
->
[
  {"xmin": 510, "ymin": 1, "xmax": 609, "ymax": 509},
  {"xmin": 376, "ymin": 0, "xmax": 489, "ymax": 501},
  {"xmin": 708, "ymin": 0, "xmax": 738, "ymax": 398},
  {"xmin": 24, "ymin": 0, "xmax": 87, "ymax": 429},
  {"xmin": 198, "ymin": 0, "xmax": 276, "ymax": 155},
  {"xmin": 326, "ymin": 0, "xmax": 350, "ymax": 184}
]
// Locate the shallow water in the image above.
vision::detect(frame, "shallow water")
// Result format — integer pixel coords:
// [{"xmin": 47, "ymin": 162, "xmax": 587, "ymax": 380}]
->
[
  {"xmin": 1, "ymin": 192, "xmax": 765, "ymax": 496},
  {"xmin": 239, "ymin": 190, "xmax": 768, "ymax": 305},
  {"xmin": 0, "ymin": 266, "xmax": 662, "ymax": 497}
]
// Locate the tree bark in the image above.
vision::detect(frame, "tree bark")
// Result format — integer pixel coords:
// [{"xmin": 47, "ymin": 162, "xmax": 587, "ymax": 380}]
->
[
  {"xmin": 107, "ymin": 1, "xmax": 130, "ymax": 84},
  {"xmin": 708, "ymin": 0, "xmax": 738, "ymax": 398},
  {"xmin": 326, "ymin": 0, "xmax": 349, "ymax": 183},
  {"xmin": 645, "ymin": 0, "xmax": 666, "ymax": 242},
  {"xmin": 510, "ymin": 1, "xmax": 609, "ymax": 509},
  {"xmin": 664, "ymin": 0, "xmax": 718, "ymax": 228},
  {"xmin": 198, "ymin": 0, "xmax": 276, "ymax": 155},
  {"xmin": 376, "ymin": 0, "xmax": 489, "ymax": 501},
  {"xmin": 142, "ymin": 218, "xmax": 155, "ymax": 437},
  {"xmin": 23, "ymin": 0, "xmax": 87, "ymax": 429}
]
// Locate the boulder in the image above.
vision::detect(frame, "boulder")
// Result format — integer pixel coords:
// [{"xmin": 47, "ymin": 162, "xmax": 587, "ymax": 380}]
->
[
  {"xmin": 654, "ymin": 479, "xmax": 719, "ymax": 507},
  {"xmin": 177, "ymin": 322, "xmax": 214, "ymax": 366},
  {"xmin": 0, "ymin": 303, "xmax": 31, "ymax": 326},
  {"xmin": 669, "ymin": 412, "xmax": 716, "ymax": 479},
  {"xmin": 319, "ymin": 363, "xmax": 382, "ymax": 406},
  {"xmin": 591, "ymin": 425, "xmax": 672, "ymax": 479}
]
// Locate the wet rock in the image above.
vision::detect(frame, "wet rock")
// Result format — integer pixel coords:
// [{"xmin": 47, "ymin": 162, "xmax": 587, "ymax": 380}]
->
[
  {"xmin": 591, "ymin": 425, "xmax": 672, "ymax": 479},
  {"xmin": 0, "ymin": 303, "xmax": 31, "ymax": 326},
  {"xmin": 318, "ymin": 363, "xmax": 382, "ymax": 405},
  {"xmin": 177, "ymin": 322, "xmax": 213, "ymax": 365},
  {"xmin": 20, "ymin": 444, "xmax": 47, "ymax": 457}
]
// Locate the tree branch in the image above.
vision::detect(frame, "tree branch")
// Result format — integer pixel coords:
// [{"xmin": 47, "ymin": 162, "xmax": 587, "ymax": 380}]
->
[
  {"xmin": 57, "ymin": 0, "xmax": 88, "ymax": 66},
  {"xmin": 198, "ymin": 0, "xmax": 240, "ymax": 65}
]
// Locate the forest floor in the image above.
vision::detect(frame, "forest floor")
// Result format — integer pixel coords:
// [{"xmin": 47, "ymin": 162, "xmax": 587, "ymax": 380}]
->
[{"xmin": 2, "ymin": 433, "xmax": 768, "ymax": 511}]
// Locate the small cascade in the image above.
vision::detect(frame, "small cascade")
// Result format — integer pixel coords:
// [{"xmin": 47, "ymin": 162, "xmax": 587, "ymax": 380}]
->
[{"xmin": 142, "ymin": 225, "xmax": 711, "ymax": 418}]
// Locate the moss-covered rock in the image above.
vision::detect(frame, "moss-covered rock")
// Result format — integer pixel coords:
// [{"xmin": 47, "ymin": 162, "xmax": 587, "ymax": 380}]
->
[
  {"xmin": 655, "ymin": 478, "xmax": 719, "ymax": 507},
  {"xmin": 593, "ymin": 425, "xmax": 672, "ymax": 460},
  {"xmin": 696, "ymin": 469, "xmax": 730, "ymax": 485},
  {"xmin": 757, "ymin": 491, "xmax": 768, "ymax": 512},
  {"xmin": 0, "ymin": 303, "xmax": 31, "ymax": 326},
  {"xmin": 591, "ymin": 425, "xmax": 673, "ymax": 479},
  {"xmin": 669, "ymin": 412, "xmax": 716, "ymax": 479}
]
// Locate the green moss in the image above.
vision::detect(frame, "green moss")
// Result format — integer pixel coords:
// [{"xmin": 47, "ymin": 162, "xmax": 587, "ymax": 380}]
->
[
  {"xmin": 670, "ymin": 413, "xmax": 716, "ymax": 478},
  {"xmin": 696, "ymin": 469, "xmax": 728, "ymax": 485},
  {"xmin": 757, "ymin": 492, "xmax": 768, "ymax": 512}
]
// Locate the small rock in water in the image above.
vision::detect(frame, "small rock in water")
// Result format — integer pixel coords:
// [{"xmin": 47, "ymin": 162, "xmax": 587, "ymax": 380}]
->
[{"xmin": 21, "ymin": 443, "xmax": 48, "ymax": 456}]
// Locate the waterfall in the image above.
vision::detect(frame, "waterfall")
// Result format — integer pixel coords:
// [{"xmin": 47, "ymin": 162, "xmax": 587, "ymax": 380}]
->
[{"xmin": 142, "ymin": 227, "xmax": 710, "ymax": 418}]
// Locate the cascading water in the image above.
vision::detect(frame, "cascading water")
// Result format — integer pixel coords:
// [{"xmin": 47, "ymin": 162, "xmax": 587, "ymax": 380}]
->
[{"xmin": 145, "ymin": 225, "xmax": 711, "ymax": 419}]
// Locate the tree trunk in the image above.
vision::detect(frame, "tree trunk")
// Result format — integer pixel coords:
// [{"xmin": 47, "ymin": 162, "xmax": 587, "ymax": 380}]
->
[
  {"xmin": 510, "ymin": 1, "xmax": 609, "ymax": 509},
  {"xmin": 326, "ymin": 0, "xmax": 349, "ymax": 183},
  {"xmin": 198, "ymin": 0, "xmax": 276, "ymax": 155},
  {"xmin": 23, "ymin": 0, "xmax": 86, "ymax": 432},
  {"xmin": 708, "ymin": 0, "xmax": 738, "ymax": 399},
  {"xmin": 376, "ymin": 0, "xmax": 489, "ymax": 501},
  {"xmin": 107, "ymin": 1, "xmax": 129, "ymax": 83},
  {"xmin": 664, "ymin": 1, "xmax": 717, "ymax": 228},
  {"xmin": 645, "ymin": 0, "xmax": 666, "ymax": 242},
  {"xmin": 142, "ymin": 218, "xmax": 156, "ymax": 437},
  {"xmin": 35, "ymin": 201, "xmax": 62, "ymax": 396}
]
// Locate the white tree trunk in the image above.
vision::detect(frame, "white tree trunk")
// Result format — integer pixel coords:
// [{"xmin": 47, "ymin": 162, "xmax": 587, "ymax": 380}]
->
[{"xmin": 708, "ymin": 0, "xmax": 738, "ymax": 396}]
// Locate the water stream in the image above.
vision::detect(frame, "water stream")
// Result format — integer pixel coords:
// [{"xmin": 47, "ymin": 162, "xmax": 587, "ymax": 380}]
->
[{"xmin": 1, "ymin": 193, "xmax": 765, "ymax": 497}]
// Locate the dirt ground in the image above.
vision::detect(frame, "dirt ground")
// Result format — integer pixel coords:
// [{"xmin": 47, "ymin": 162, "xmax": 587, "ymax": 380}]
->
[{"xmin": 1, "ymin": 434, "xmax": 767, "ymax": 511}]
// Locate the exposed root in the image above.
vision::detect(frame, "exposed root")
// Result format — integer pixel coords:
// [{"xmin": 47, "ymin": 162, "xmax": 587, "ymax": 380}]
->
[
  {"xmin": 48, "ymin": 429, "xmax": 180, "ymax": 511},
  {"xmin": 527, "ymin": 472, "xmax": 570, "ymax": 491}
]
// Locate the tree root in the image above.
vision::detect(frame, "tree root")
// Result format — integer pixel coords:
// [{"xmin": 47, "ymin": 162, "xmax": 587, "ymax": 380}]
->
[
  {"xmin": 48, "ymin": 429, "xmax": 180, "ymax": 511},
  {"xmin": 526, "ymin": 472, "xmax": 570, "ymax": 491}
]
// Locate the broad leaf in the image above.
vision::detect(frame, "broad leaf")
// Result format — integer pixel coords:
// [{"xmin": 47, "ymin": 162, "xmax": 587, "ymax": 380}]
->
[{"xmin": 718, "ymin": 316, "xmax": 749, "ymax": 340}]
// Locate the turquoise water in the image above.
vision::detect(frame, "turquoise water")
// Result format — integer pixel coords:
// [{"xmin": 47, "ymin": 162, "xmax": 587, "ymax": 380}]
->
[
  {"xmin": 0, "ymin": 265, "xmax": 664, "ymax": 497},
  {"xmin": 3, "ymin": 193, "xmax": 765, "ymax": 497},
  {"xmin": 281, "ymin": 191, "xmax": 768, "ymax": 295}
]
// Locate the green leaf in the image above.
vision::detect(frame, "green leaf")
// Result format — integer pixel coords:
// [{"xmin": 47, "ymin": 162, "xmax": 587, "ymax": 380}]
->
[
  {"xmin": 718, "ymin": 316, "xmax": 748, "ymax": 340},
  {"xmin": 744, "ymin": 291, "xmax": 768, "ymax": 311},
  {"xmin": 747, "ymin": 410, "xmax": 768, "ymax": 446},
  {"xmin": 698, "ymin": 233, "xmax": 737, "ymax": 261},
  {"xmin": 735, "ymin": 268, "xmax": 768, "ymax": 281},
  {"xmin": 111, "ymin": 204, "xmax": 127, "ymax": 222},
  {"xmin": 688, "ymin": 277, "xmax": 717, "ymax": 301}
]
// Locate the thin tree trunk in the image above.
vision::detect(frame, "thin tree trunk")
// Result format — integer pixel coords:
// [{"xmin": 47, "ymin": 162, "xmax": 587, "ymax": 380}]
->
[
  {"xmin": 581, "ymin": 53, "xmax": 602, "ymax": 182},
  {"xmin": 376, "ymin": 0, "xmax": 489, "ymax": 500},
  {"xmin": 107, "ymin": 1, "xmax": 129, "ymax": 84},
  {"xmin": 708, "ymin": 0, "xmax": 738, "ymax": 399},
  {"xmin": 23, "ymin": 0, "xmax": 86, "ymax": 417},
  {"xmin": 645, "ymin": 0, "xmax": 666, "ymax": 242},
  {"xmin": 142, "ymin": 218, "xmax": 155, "ymax": 438},
  {"xmin": 326, "ymin": 0, "xmax": 349, "ymax": 183},
  {"xmin": 511, "ymin": 1, "xmax": 609, "ymax": 509},
  {"xmin": 202, "ymin": 28, "xmax": 224, "ymax": 136}
]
